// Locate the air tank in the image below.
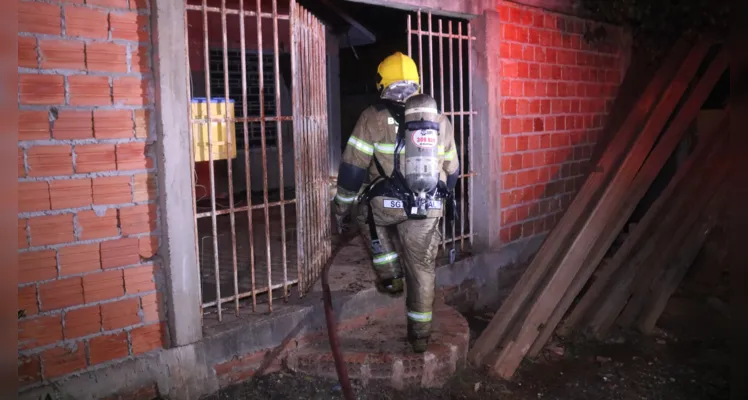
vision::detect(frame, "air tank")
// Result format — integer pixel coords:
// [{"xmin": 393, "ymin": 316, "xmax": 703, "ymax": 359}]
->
[{"xmin": 403, "ymin": 94, "xmax": 441, "ymax": 195}]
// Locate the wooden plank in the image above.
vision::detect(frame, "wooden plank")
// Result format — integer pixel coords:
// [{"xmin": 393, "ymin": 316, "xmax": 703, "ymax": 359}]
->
[
  {"xmin": 615, "ymin": 177, "xmax": 728, "ymax": 327},
  {"xmin": 587, "ymin": 50, "xmax": 664, "ymax": 168},
  {"xmin": 635, "ymin": 190, "xmax": 725, "ymax": 334},
  {"xmin": 567, "ymin": 114, "xmax": 729, "ymax": 337},
  {"xmin": 689, "ymin": 225, "xmax": 728, "ymax": 289},
  {"xmin": 596, "ymin": 134, "xmax": 725, "ymax": 337},
  {"xmin": 558, "ymin": 52, "xmax": 728, "ymax": 335},
  {"xmin": 569, "ymin": 123, "xmax": 728, "ymax": 336},
  {"xmin": 616, "ymin": 154, "xmax": 730, "ymax": 328},
  {"xmin": 587, "ymin": 132, "xmax": 729, "ymax": 338},
  {"xmin": 466, "ymin": 39, "xmax": 693, "ymax": 366},
  {"xmin": 526, "ymin": 47, "xmax": 729, "ymax": 356},
  {"xmin": 486, "ymin": 40, "xmax": 712, "ymax": 379},
  {"xmin": 616, "ymin": 191, "xmax": 715, "ymax": 329}
]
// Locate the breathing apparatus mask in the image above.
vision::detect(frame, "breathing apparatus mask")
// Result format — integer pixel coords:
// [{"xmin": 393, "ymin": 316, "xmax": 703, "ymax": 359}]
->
[{"xmin": 380, "ymin": 80, "xmax": 420, "ymax": 103}]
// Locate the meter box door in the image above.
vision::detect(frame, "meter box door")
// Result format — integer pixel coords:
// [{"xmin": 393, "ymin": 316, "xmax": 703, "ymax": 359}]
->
[{"xmin": 191, "ymin": 97, "xmax": 238, "ymax": 162}]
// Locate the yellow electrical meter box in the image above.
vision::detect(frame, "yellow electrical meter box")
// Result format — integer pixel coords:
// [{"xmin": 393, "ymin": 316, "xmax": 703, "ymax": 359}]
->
[{"xmin": 191, "ymin": 97, "xmax": 237, "ymax": 162}]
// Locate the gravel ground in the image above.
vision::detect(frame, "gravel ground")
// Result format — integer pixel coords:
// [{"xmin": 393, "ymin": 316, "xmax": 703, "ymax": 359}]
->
[{"xmin": 200, "ymin": 286, "xmax": 729, "ymax": 400}]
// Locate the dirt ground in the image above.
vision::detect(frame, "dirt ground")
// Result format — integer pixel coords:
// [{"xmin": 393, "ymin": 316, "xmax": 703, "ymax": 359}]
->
[{"xmin": 200, "ymin": 279, "xmax": 730, "ymax": 400}]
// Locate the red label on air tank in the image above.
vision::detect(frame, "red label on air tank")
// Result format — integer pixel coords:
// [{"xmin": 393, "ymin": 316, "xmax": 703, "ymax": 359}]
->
[{"xmin": 412, "ymin": 129, "xmax": 438, "ymax": 149}]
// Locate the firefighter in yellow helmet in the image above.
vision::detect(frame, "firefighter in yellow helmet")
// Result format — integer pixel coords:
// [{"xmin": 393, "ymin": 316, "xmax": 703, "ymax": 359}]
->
[{"xmin": 333, "ymin": 52, "xmax": 460, "ymax": 353}]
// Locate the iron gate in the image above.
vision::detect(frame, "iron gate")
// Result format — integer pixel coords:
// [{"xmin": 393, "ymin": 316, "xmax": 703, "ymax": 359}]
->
[
  {"xmin": 407, "ymin": 11, "xmax": 476, "ymax": 254},
  {"xmin": 292, "ymin": 3, "xmax": 331, "ymax": 294},
  {"xmin": 184, "ymin": 0, "xmax": 328, "ymax": 321}
]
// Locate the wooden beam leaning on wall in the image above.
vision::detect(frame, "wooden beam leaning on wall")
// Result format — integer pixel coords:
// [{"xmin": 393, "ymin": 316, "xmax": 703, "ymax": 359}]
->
[
  {"xmin": 467, "ymin": 38, "xmax": 694, "ymax": 367},
  {"xmin": 561, "ymin": 113, "xmax": 730, "ymax": 337},
  {"xmin": 607, "ymin": 137, "xmax": 729, "ymax": 335},
  {"xmin": 560, "ymin": 100, "xmax": 729, "ymax": 335},
  {"xmin": 614, "ymin": 144, "xmax": 731, "ymax": 331},
  {"xmin": 581, "ymin": 115, "xmax": 730, "ymax": 339},
  {"xmin": 485, "ymin": 38, "xmax": 713, "ymax": 380},
  {"xmin": 634, "ymin": 185, "xmax": 727, "ymax": 334},
  {"xmin": 527, "ymin": 45, "xmax": 730, "ymax": 356}
]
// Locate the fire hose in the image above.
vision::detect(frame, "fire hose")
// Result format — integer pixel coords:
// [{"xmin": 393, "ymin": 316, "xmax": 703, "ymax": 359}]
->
[{"xmin": 320, "ymin": 215, "xmax": 357, "ymax": 400}]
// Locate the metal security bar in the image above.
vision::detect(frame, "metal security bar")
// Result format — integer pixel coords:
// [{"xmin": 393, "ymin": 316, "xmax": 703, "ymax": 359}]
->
[
  {"xmin": 292, "ymin": 3, "xmax": 331, "ymax": 294},
  {"xmin": 407, "ymin": 11, "xmax": 476, "ymax": 254},
  {"xmin": 208, "ymin": 49, "xmax": 280, "ymax": 147},
  {"xmin": 185, "ymin": 0, "xmax": 326, "ymax": 321}
]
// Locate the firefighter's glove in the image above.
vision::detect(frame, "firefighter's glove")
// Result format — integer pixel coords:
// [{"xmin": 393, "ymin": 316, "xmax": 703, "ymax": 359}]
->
[
  {"xmin": 334, "ymin": 213, "xmax": 352, "ymax": 235},
  {"xmin": 333, "ymin": 197, "xmax": 353, "ymax": 235},
  {"xmin": 333, "ymin": 187, "xmax": 357, "ymax": 217},
  {"xmin": 333, "ymin": 200, "xmax": 352, "ymax": 218}
]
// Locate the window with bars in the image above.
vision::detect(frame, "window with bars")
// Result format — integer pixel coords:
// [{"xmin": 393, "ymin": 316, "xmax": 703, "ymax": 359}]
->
[{"xmin": 209, "ymin": 48, "xmax": 279, "ymax": 148}]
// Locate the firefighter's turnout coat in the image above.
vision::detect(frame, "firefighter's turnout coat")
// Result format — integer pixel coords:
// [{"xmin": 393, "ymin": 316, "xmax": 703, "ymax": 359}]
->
[{"xmin": 334, "ymin": 100, "xmax": 460, "ymax": 340}]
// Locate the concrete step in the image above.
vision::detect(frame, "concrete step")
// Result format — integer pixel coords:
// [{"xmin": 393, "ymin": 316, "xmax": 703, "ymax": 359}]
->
[{"xmin": 285, "ymin": 299, "xmax": 469, "ymax": 389}]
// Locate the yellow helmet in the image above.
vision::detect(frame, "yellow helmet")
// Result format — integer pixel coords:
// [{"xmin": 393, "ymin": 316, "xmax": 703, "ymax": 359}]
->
[{"xmin": 376, "ymin": 52, "xmax": 420, "ymax": 91}]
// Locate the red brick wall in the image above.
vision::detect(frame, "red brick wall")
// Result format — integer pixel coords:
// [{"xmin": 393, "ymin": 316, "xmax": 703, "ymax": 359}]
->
[
  {"xmin": 17, "ymin": 0, "xmax": 166, "ymax": 389},
  {"xmin": 497, "ymin": 1, "xmax": 626, "ymax": 244}
]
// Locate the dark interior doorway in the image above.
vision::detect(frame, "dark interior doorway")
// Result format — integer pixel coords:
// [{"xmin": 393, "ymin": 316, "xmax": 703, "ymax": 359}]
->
[
  {"xmin": 333, "ymin": 2, "xmax": 410, "ymax": 146},
  {"xmin": 315, "ymin": 1, "xmax": 477, "ymax": 256}
]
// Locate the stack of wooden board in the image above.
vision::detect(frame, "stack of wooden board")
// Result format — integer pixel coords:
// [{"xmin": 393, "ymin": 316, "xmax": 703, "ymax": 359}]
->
[
  {"xmin": 561, "ymin": 114, "xmax": 729, "ymax": 339},
  {"xmin": 468, "ymin": 38, "xmax": 729, "ymax": 379}
]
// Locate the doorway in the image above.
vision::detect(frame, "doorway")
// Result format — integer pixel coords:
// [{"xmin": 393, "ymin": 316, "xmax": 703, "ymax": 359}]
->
[
  {"xmin": 334, "ymin": 2, "xmax": 476, "ymax": 261},
  {"xmin": 183, "ymin": 0, "xmax": 475, "ymax": 323}
]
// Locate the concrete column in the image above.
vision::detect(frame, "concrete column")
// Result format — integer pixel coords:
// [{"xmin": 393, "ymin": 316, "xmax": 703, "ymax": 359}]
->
[
  {"xmin": 151, "ymin": 0, "xmax": 203, "ymax": 346},
  {"xmin": 469, "ymin": 10, "xmax": 502, "ymax": 252}
]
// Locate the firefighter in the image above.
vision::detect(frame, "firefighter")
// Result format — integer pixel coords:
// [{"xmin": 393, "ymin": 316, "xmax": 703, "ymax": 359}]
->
[{"xmin": 333, "ymin": 52, "xmax": 460, "ymax": 353}]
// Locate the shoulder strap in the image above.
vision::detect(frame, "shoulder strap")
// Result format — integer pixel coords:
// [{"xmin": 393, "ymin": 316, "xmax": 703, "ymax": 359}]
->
[
  {"xmin": 378, "ymin": 100, "xmax": 409, "ymax": 182},
  {"xmin": 372, "ymin": 154, "xmax": 388, "ymax": 179},
  {"xmin": 378, "ymin": 99, "xmax": 404, "ymax": 124}
]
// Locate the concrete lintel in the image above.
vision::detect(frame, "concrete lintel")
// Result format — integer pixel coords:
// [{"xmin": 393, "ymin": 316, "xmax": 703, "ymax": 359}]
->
[
  {"xmin": 341, "ymin": 0, "xmax": 490, "ymax": 19},
  {"xmin": 508, "ymin": 0, "xmax": 580, "ymax": 16},
  {"xmin": 340, "ymin": 0, "xmax": 580, "ymax": 19},
  {"xmin": 469, "ymin": 9, "xmax": 502, "ymax": 252},
  {"xmin": 151, "ymin": 0, "xmax": 203, "ymax": 346}
]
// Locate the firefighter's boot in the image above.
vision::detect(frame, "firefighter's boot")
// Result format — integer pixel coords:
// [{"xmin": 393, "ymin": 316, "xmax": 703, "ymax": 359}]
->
[{"xmin": 356, "ymin": 202, "xmax": 405, "ymax": 296}]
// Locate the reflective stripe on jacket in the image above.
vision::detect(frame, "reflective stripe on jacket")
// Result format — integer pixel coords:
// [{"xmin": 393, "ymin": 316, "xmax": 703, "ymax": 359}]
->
[{"xmin": 334, "ymin": 104, "xmax": 460, "ymax": 208}]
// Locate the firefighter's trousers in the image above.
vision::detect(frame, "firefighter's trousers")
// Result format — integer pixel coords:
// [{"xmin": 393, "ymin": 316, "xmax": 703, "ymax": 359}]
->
[{"xmin": 356, "ymin": 198, "xmax": 442, "ymax": 340}]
